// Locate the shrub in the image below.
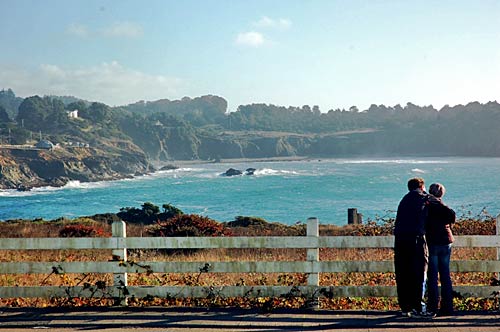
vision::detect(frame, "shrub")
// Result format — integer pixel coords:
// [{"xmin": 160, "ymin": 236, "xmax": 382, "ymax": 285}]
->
[
  {"xmin": 161, "ymin": 203, "xmax": 183, "ymax": 220},
  {"xmin": 225, "ymin": 216, "xmax": 306, "ymax": 236},
  {"xmin": 226, "ymin": 216, "xmax": 268, "ymax": 227},
  {"xmin": 147, "ymin": 214, "xmax": 232, "ymax": 237},
  {"xmin": 59, "ymin": 224, "xmax": 108, "ymax": 238},
  {"xmin": 117, "ymin": 202, "xmax": 183, "ymax": 225},
  {"xmin": 452, "ymin": 218, "xmax": 495, "ymax": 235}
]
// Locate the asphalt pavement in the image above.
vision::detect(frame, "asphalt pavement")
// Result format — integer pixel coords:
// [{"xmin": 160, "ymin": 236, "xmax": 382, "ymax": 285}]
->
[{"xmin": 1, "ymin": 307, "xmax": 499, "ymax": 331}]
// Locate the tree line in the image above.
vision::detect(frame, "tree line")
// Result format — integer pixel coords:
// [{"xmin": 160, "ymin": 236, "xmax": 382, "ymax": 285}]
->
[{"xmin": 1, "ymin": 88, "xmax": 500, "ymax": 159}]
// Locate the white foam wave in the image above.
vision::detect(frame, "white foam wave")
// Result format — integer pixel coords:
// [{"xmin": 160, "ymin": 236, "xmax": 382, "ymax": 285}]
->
[
  {"xmin": 337, "ymin": 159, "xmax": 449, "ymax": 164},
  {"xmin": 0, "ymin": 179, "xmax": 113, "ymax": 197},
  {"xmin": 411, "ymin": 168, "xmax": 426, "ymax": 173},
  {"xmin": 254, "ymin": 168, "xmax": 300, "ymax": 176},
  {"xmin": 121, "ymin": 167, "xmax": 202, "ymax": 182},
  {"xmin": 0, "ymin": 189, "xmax": 33, "ymax": 197},
  {"xmin": 61, "ymin": 180, "xmax": 110, "ymax": 189}
]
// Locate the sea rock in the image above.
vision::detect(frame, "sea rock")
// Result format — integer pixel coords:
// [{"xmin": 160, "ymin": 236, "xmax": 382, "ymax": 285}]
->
[
  {"xmin": 16, "ymin": 184, "xmax": 32, "ymax": 192},
  {"xmin": 245, "ymin": 168, "xmax": 256, "ymax": 175},
  {"xmin": 160, "ymin": 164, "xmax": 179, "ymax": 171},
  {"xmin": 222, "ymin": 168, "xmax": 242, "ymax": 176}
]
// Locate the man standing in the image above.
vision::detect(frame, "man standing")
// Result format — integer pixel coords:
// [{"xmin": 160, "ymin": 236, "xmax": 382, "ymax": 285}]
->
[{"xmin": 394, "ymin": 177, "xmax": 429, "ymax": 317}]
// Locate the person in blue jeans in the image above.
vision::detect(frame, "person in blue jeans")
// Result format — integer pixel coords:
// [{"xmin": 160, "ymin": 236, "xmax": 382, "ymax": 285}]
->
[{"xmin": 425, "ymin": 183, "xmax": 456, "ymax": 316}]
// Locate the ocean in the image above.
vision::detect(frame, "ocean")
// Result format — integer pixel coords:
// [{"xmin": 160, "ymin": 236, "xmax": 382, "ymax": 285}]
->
[{"xmin": 0, "ymin": 157, "xmax": 499, "ymax": 225}]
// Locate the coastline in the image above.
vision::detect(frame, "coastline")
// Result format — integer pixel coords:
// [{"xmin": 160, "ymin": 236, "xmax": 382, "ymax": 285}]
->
[
  {"xmin": 1, "ymin": 156, "xmax": 313, "ymax": 192},
  {"xmin": 3, "ymin": 155, "xmax": 495, "ymax": 192},
  {"xmin": 167, "ymin": 156, "xmax": 311, "ymax": 167},
  {"xmin": 0, "ymin": 156, "xmax": 313, "ymax": 191}
]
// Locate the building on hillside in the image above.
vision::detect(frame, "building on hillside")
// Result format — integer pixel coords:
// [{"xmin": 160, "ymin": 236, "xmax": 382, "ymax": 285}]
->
[
  {"xmin": 67, "ymin": 109, "xmax": 79, "ymax": 118},
  {"xmin": 35, "ymin": 140, "xmax": 54, "ymax": 150}
]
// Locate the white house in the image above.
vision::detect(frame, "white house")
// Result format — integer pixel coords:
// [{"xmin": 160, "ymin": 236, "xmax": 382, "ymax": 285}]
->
[{"xmin": 67, "ymin": 109, "xmax": 79, "ymax": 118}]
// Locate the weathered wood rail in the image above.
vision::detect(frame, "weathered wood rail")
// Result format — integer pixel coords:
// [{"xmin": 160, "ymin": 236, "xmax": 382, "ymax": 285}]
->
[{"xmin": 1, "ymin": 216, "xmax": 499, "ymax": 302}]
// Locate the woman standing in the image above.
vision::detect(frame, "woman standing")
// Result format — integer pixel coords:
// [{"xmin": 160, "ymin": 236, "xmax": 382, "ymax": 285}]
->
[{"xmin": 426, "ymin": 183, "xmax": 456, "ymax": 316}]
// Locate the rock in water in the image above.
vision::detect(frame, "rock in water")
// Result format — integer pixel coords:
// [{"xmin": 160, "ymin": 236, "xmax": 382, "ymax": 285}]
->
[
  {"xmin": 222, "ymin": 168, "xmax": 242, "ymax": 176},
  {"xmin": 245, "ymin": 168, "xmax": 256, "ymax": 175}
]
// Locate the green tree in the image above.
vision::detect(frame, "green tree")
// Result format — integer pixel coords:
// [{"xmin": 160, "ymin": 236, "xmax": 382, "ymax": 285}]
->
[
  {"xmin": 80, "ymin": 102, "xmax": 111, "ymax": 122},
  {"xmin": 142, "ymin": 202, "xmax": 160, "ymax": 217},
  {"xmin": 117, "ymin": 202, "xmax": 163, "ymax": 225},
  {"xmin": 16, "ymin": 96, "xmax": 69, "ymax": 132},
  {"xmin": 0, "ymin": 88, "xmax": 23, "ymax": 119},
  {"xmin": 0, "ymin": 105, "xmax": 10, "ymax": 123},
  {"xmin": 161, "ymin": 203, "xmax": 183, "ymax": 219},
  {"xmin": 66, "ymin": 100, "xmax": 88, "ymax": 114},
  {"xmin": 9, "ymin": 126, "xmax": 30, "ymax": 144}
]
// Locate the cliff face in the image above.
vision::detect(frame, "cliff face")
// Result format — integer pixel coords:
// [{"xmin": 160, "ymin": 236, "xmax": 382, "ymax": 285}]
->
[
  {"xmin": 0, "ymin": 147, "xmax": 150, "ymax": 190},
  {"xmin": 139, "ymin": 132, "xmax": 314, "ymax": 161}
]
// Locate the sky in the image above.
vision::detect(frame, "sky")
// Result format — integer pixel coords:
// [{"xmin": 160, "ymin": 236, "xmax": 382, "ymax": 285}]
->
[{"xmin": 1, "ymin": 0, "xmax": 499, "ymax": 112}]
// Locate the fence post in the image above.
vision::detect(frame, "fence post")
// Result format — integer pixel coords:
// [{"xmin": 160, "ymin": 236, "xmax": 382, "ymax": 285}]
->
[
  {"xmin": 112, "ymin": 220, "xmax": 128, "ymax": 305},
  {"xmin": 347, "ymin": 208, "xmax": 358, "ymax": 224},
  {"xmin": 497, "ymin": 215, "xmax": 500, "ymax": 281},
  {"xmin": 307, "ymin": 217, "xmax": 319, "ymax": 308}
]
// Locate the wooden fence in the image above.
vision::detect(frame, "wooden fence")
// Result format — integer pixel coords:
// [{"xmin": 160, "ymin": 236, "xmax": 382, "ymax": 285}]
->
[{"xmin": 1, "ymin": 216, "xmax": 500, "ymax": 304}]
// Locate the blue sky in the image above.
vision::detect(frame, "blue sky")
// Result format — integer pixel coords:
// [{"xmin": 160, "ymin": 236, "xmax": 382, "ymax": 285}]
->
[{"xmin": 1, "ymin": 0, "xmax": 499, "ymax": 112}]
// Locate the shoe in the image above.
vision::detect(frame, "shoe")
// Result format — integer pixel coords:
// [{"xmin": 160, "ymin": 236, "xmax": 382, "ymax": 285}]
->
[
  {"xmin": 411, "ymin": 310, "xmax": 435, "ymax": 318},
  {"xmin": 401, "ymin": 311, "xmax": 412, "ymax": 317},
  {"xmin": 426, "ymin": 311, "xmax": 437, "ymax": 318}
]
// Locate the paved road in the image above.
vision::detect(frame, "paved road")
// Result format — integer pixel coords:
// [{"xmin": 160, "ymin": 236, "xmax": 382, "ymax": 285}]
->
[{"xmin": 1, "ymin": 307, "xmax": 499, "ymax": 331}]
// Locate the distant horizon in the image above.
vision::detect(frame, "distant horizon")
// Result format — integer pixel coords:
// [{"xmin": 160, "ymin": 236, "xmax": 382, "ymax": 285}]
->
[{"xmin": 1, "ymin": 1, "xmax": 498, "ymax": 113}]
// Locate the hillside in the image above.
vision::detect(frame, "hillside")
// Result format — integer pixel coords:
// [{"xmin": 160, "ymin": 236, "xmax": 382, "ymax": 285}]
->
[
  {"xmin": 1, "ymin": 89, "xmax": 500, "ymax": 189},
  {"xmin": 0, "ymin": 144, "xmax": 150, "ymax": 190}
]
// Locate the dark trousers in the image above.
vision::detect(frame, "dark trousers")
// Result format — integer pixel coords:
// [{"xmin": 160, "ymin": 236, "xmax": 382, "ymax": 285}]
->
[{"xmin": 394, "ymin": 235, "xmax": 428, "ymax": 312}]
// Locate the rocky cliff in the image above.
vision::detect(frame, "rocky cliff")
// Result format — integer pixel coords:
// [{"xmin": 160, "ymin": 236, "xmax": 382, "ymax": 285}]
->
[{"xmin": 0, "ymin": 146, "xmax": 151, "ymax": 190}]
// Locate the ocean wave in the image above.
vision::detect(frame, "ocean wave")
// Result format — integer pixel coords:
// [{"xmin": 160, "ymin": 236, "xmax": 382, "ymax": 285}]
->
[
  {"xmin": 0, "ymin": 180, "xmax": 112, "ymax": 197},
  {"xmin": 158, "ymin": 167, "xmax": 198, "ymax": 173},
  {"xmin": 205, "ymin": 167, "xmax": 303, "ymax": 178},
  {"xmin": 336, "ymin": 159, "xmax": 449, "ymax": 164},
  {"xmin": 121, "ymin": 167, "xmax": 202, "ymax": 182},
  {"xmin": 0, "ymin": 189, "xmax": 34, "ymax": 197},
  {"xmin": 411, "ymin": 168, "xmax": 426, "ymax": 173},
  {"xmin": 61, "ymin": 180, "xmax": 111, "ymax": 190},
  {"xmin": 254, "ymin": 168, "xmax": 300, "ymax": 176}
]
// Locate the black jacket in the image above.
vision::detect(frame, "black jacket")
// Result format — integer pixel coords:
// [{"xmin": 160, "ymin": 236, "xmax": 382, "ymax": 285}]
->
[
  {"xmin": 425, "ymin": 196, "xmax": 456, "ymax": 245},
  {"xmin": 394, "ymin": 189, "xmax": 429, "ymax": 237}
]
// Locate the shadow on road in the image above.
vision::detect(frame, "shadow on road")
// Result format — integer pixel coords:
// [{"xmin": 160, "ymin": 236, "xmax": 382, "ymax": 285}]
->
[{"xmin": 1, "ymin": 307, "xmax": 499, "ymax": 331}]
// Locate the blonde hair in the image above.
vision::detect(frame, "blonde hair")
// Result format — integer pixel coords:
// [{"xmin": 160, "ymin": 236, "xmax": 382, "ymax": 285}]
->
[{"xmin": 429, "ymin": 183, "xmax": 446, "ymax": 198}]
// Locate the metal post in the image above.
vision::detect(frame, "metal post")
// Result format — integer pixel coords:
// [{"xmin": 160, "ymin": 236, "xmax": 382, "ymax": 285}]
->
[
  {"xmin": 112, "ymin": 220, "xmax": 128, "ymax": 305},
  {"xmin": 307, "ymin": 217, "xmax": 319, "ymax": 308},
  {"xmin": 496, "ymin": 215, "xmax": 500, "ymax": 281},
  {"xmin": 348, "ymin": 208, "xmax": 358, "ymax": 224}
]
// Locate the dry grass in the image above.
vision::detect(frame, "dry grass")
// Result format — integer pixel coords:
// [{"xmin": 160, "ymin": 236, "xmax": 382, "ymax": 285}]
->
[{"xmin": 0, "ymin": 217, "xmax": 498, "ymax": 310}]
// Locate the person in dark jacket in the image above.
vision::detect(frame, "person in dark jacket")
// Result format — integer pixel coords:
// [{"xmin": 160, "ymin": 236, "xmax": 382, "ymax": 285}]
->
[
  {"xmin": 394, "ymin": 177, "xmax": 429, "ymax": 317},
  {"xmin": 425, "ymin": 183, "xmax": 456, "ymax": 316}
]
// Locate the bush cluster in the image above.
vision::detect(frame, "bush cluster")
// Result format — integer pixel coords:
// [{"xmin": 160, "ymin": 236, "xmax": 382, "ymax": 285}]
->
[
  {"xmin": 117, "ymin": 202, "xmax": 183, "ymax": 225},
  {"xmin": 452, "ymin": 218, "xmax": 495, "ymax": 235},
  {"xmin": 320, "ymin": 217, "xmax": 496, "ymax": 236},
  {"xmin": 58, "ymin": 224, "xmax": 109, "ymax": 238},
  {"xmin": 226, "ymin": 216, "xmax": 306, "ymax": 236},
  {"xmin": 147, "ymin": 214, "xmax": 232, "ymax": 237}
]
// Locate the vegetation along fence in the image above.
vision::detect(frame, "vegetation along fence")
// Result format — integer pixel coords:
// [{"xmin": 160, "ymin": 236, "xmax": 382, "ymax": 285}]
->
[{"xmin": 1, "ymin": 216, "xmax": 500, "ymax": 305}]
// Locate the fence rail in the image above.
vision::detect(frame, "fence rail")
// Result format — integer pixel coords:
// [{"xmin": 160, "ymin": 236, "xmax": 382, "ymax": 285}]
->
[{"xmin": 0, "ymin": 216, "xmax": 499, "ymax": 302}]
